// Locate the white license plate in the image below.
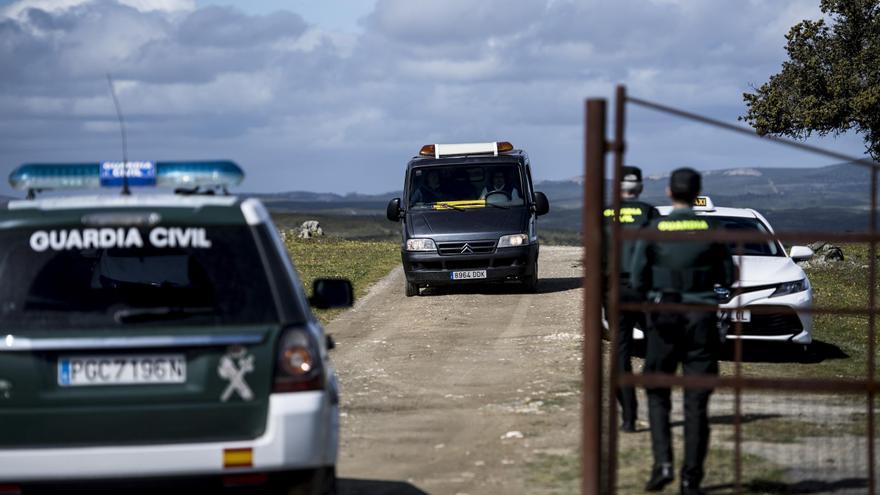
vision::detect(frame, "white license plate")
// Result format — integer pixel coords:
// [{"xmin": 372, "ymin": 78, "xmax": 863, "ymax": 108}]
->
[
  {"xmin": 58, "ymin": 354, "xmax": 186, "ymax": 387},
  {"xmin": 450, "ymin": 270, "xmax": 487, "ymax": 280},
  {"xmin": 720, "ymin": 309, "xmax": 752, "ymax": 323}
]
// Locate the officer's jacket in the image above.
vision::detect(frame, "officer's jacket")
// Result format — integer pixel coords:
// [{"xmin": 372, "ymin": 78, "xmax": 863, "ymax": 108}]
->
[
  {"xmin": 602, "ymin": 199, "xmax": 659, "ymax": 281},
  {"xmin": 629, "ymin": 207, "xmax": 735, "ymax": 304}
]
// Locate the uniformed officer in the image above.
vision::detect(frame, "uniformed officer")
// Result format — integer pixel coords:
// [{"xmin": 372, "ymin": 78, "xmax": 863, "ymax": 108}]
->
[
  {"xmin": 630, "ymin": 168, "xmax": 735, "ymax": 495},
  {"xmin": 602, "ymin": 166, "xmax": 658, "ymax": 433}
]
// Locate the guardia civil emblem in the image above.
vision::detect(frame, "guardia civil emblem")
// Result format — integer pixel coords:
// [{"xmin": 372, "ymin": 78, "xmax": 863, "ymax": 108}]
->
[{"xmin": 217, "ymin": 347, "xmax": 254, "ymax": 402}]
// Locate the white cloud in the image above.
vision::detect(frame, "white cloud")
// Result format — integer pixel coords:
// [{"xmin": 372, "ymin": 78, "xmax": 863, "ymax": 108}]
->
[
  {"xmin": 1, "ymin": 0, "xmax": 195, "ymax": 19},
  {"xmin": 0, "ymin": 0, "xmax": 866, "ymax": 195}
]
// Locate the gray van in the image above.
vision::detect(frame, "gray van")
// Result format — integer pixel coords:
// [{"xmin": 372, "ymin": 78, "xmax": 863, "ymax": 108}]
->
[{"xmin": 386, "ymin": 142, "xmax": 550, "ymax": 296}]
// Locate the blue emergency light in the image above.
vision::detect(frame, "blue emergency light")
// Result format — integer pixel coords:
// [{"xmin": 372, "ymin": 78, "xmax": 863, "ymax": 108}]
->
[{"xmin": 8, "ymin": 160, "xmax": 244, "ymax": 193}]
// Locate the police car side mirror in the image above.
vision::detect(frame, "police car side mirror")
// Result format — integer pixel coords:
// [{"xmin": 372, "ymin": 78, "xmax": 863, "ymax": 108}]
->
[
  {"xmin": 309, "ymin": 278, "xmax": 354, "ymax": 309},
  {"xmin": 386, "ymin": 198, "xmax": 402, "ymax": 222},
  {"xmin": 790, "ymin": 245, "xmax": 814, "ymax": 262},
  {"xmin": 533, "ymin": 192, "xmax": 550, "ymax": 216}
]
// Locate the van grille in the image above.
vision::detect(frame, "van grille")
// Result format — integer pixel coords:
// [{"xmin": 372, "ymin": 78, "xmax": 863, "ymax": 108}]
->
[{"xmin": 437, "ymin": 240, "xmax": 496, "ymax": 256}]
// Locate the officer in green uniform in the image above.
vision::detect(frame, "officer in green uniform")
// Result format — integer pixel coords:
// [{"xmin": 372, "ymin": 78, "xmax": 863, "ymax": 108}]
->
[
  {"xmin": 603, "ymin": 166, "xmax": 658, "ymax": 432},
  {"xmin": 630, "ymin": 168, "xmax": 735, "ymax": 495}
]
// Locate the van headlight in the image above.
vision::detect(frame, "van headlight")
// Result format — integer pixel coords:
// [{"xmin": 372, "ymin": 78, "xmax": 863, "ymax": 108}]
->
[
  {"xmin": 406, "ymin": 238, "xmax": 436, "ymax": 252},
  {"xmin": 498, "ymin": 234, "xmax": 528, "ymax": 248},
  {"xmin": 770, "ymin": 278, "xmax": 809, "ymax": 298}
]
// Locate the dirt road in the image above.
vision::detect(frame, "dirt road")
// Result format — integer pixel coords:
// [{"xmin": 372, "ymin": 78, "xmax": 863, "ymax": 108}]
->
[
  {"xmin": 328, "ymin": 246, "xmax": 584, "ymax": 495},
  {"xmin": 327, "ymin": 244, "xmax": 879, "ymax": 495}
]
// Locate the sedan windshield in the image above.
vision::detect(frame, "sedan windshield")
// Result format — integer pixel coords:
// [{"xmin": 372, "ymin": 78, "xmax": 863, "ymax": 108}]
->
[
  {"xmin": 0, "ymin": 225, "xmax": 278, "ymax": 330},
  {"xmin": 713, "ymin": 216, "xmax": 783, "ymax": 257},
  {"xmin": 409, "ymin": 163, "xmax": 526, "ymax": 209}
]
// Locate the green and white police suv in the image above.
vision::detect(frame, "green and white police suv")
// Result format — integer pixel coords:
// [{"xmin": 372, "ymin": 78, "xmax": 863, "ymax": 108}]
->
[{"xmin": 0, "ymin": 161, "xmax": 351, "ymax": 494}]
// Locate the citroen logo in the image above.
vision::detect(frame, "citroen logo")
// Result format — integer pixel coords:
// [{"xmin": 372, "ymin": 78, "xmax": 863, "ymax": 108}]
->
[{"xmin": 460, "ymin": 243, "xmax": 473, "ymax": 254}]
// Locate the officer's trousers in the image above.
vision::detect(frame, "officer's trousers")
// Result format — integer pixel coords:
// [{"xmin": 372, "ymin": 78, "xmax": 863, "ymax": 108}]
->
[
  {"xmin": 644, "ymin": 309, "xmax": 719, "ymax": 484},
  {"xmin": 616, "ymin": 310, "xmax": 640, "ymax": 426}
]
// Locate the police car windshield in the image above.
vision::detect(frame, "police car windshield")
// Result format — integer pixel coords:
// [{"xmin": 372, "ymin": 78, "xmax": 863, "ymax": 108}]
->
[
  {"xmin": 0, "ymin": 225, "xmax": 278, "ymax": 329},
  {"xmin": 408, "ymin": 163, "xmax": 526, "ymax": 209},
  {"xmin": 713, "ymin": 216, "xmax": 783, "ymax": 257}
]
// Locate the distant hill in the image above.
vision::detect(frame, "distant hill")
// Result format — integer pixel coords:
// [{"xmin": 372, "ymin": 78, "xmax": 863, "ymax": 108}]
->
[{"xmin": 251, "ymin": 164, "xmax": 873, "ymax": 234}]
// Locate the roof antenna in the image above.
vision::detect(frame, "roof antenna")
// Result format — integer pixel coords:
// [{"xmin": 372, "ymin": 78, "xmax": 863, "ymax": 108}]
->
[{"xmin": 106, "ymin": 73, "xmax": 131, "ymax": 196}]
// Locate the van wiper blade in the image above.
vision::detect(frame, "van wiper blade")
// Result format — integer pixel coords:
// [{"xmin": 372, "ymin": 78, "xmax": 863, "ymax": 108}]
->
[{"xmin": 114, "ymin": 306, "xmax": 216, "ymax": 324}]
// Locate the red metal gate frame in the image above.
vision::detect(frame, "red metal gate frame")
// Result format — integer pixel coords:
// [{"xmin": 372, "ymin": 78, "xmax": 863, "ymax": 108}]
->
[{"xmin": 582, "ymin": 85, "xmax": 879, "ymax": 495}]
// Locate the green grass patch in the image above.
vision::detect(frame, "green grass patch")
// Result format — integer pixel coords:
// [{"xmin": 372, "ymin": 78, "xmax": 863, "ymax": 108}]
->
[
  {"xmin": 616, "ymin": 444, "xmax": 786, "ymax": 494},
  {"xmin": 736, "ymin": 415, "xmax": 870, "ymax": 444},
  {"xmin": 282, "ymin": 233, "xmax": 399, "ymax": 324},
  {"xmin": 527, "ymin": 452, "xmax": 580, "ymax": 495},
  {"xmin": 272, "ymin": 212, "xmax": 399, "ymax": 241}
]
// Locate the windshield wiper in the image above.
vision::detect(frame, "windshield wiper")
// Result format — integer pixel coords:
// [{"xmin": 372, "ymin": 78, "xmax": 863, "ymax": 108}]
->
[
  {"xmin": 434, "ymin": 202, "xmax": 467, "ymax": 211},
  {"xmin": 114, "ymin": 306, "xmax": 216, "ymax": 324}
]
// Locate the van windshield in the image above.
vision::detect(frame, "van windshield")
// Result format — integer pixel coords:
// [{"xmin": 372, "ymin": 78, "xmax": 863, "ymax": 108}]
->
[
  {"xmin": 0, "ymin": 225, "xmax": 279, "ymax": 330},
  {"xmin": 408, "ymin": 163, "xmax": 526, "ymax": 209}
]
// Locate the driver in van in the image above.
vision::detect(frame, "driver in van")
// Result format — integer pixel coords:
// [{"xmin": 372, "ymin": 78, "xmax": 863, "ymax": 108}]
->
[
  {"xmin": 411, "ymin": 170, "xmax": 444, "ymax": 204},
  {"xmin": 480, "ymin": 170, "xmax": 521, "ymax": 201}
]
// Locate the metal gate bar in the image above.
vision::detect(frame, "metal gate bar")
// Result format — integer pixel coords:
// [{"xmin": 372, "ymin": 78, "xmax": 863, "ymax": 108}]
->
[{"xmin": 584, "ymin": 85, "xmax": 880, "ymax": 494}]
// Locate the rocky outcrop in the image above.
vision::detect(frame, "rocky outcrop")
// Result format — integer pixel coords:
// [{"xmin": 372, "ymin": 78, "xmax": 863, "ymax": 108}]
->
[
  {"xmin": 799, "ymin": 242, "xmax": 844, "ymax": 268},
  {"xmin": 298, "ymin": 220, "xmax": 324, "ymax": 239}
]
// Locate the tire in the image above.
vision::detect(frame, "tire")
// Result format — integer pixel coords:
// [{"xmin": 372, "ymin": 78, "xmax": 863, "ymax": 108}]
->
[
  {"xmin": 276, "ymin": 467, "xmax": 337, "ymax": 495},
  {"xmin": 318, "ymin": 466, "xmax": 337, "ymax": 495},
  {"xmin": 405, "ymin": 280, "xmax": 419, "ymax": 297},
  {"xmin": 523, "ymin": 261, "xmax": 538, "ymax": 293}
]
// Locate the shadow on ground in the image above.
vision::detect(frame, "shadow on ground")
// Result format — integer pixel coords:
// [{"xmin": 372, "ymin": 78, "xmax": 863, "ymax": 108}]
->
[
  {"xmin": 419, "ymin": 276, "xmax": 582, "ymax": 296},
  {"xmin": 626, "ymin": 339, "xmax": 847, "ymax": 364},
  {"xmin": 667, "ymin": 413, "xmax": 783, "ymax": 430},
  {"xmin": 24, "ymin": 477, "xmax": 430, "ymax": 495},
  {"xmin": 719, "ymin": 340, "xmax": 848, "ymax": 364},
  {"xmin": 705, "ymin": 477, "xmax": 869, "ymax": 494},
  {"xmin": 339, "ymin": 478, "xmax": 430, "ymax": 494}
]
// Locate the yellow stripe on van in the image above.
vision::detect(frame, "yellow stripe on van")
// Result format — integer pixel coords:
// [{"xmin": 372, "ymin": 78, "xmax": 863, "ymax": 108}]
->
[{"xmin": 433, "ymin": 200, "xmax": 487, "ymax": 210}]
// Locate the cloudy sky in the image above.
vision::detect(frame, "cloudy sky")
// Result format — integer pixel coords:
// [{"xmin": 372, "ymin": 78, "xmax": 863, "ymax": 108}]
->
[{"xmin": 0, "ymin": 0, "xmax": 867, "ymax": 196}]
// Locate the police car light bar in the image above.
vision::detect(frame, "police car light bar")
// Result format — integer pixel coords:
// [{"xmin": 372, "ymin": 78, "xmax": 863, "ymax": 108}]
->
[
  {"xmin": 420, "ymin": 141, "xmax": 514, "ymax": 158},
  {"xmin": 8, "ymin": 160, "xmax": 244, "ymax": 192}
]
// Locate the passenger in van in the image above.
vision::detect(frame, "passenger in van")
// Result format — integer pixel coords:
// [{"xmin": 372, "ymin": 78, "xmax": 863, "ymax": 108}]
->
[
  {"xmin": 411, "ymin": 170, "xmax": 444, "ymax": 204},
  {"xmin": 480, "ymin": 171, "xmax": 521, "ymax": 201}
]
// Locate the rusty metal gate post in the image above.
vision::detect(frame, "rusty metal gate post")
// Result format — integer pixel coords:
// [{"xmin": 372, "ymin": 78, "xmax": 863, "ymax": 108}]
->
[{"xmin": 583, "ymin": 98, "xmax": 607, "ymax": 495}]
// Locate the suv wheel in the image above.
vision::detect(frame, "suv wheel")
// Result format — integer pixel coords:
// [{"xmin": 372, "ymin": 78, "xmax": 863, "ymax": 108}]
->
[
  {"xmin": 405, "ymin": 280, "xmax": 419, "ymax": 297},
  {"xmin": 275, "ymin": 466, "xmax": 337, "ymax": 495}
]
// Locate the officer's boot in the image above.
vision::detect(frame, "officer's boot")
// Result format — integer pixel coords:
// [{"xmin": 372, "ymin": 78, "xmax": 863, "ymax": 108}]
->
[
  {"xmin": 644, "ymin": 463, "xmax": 674, "ymax": 492},
  {"xmin": 680, "ymin": 478, "xmax": 705, "ymax": 495}
]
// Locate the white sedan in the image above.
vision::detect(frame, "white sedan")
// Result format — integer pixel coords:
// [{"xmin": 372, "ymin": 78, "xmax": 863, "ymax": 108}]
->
[{"xmin": 610, "ymin": 197, "xmax": 814, "ymax": 346}]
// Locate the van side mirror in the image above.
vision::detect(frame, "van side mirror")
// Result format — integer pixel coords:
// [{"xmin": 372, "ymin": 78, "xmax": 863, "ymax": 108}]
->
[
  {"xmin": 533, "ymin": 192, "xmax": 550, "ymax": 216},
  {"xmin": 386, "ymin": 198, "xmax": 402, "ymax": 222},
  {"xmin": 309, "ymin": 278, "xmax": 354, "ymax": 309},
  {"xmin": 790, "ymin": 245, "xmax": 814, "ymax": 262}
]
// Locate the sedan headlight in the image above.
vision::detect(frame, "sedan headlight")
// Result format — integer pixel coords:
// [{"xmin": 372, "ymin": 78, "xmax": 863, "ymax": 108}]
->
[
  {"xmin": 405, "ymin": 238, "xmax": 436, "ymax": 252},
  {"xmin": 770, "ymin": 278, "xmax": 809, "ymax": 298},
  {"xmin": 498, "ymin": 233, "xmax": 528, "ymax": 248}
]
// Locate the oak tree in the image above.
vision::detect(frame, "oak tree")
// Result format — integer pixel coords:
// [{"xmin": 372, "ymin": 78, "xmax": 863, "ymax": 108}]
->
[{"xmin": 743, "ymin": 0, "xmax": 880, "ymax": 160}]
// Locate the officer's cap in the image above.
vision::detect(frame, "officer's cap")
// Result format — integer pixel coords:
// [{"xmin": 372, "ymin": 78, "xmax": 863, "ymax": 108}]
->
[
  {"xmin": 621, "ymin": 166, "xmax": 642, "ymax": 184},
  {"xmin": 669, "ymin": 167, "xmax": 701, "ymax": 200}
]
